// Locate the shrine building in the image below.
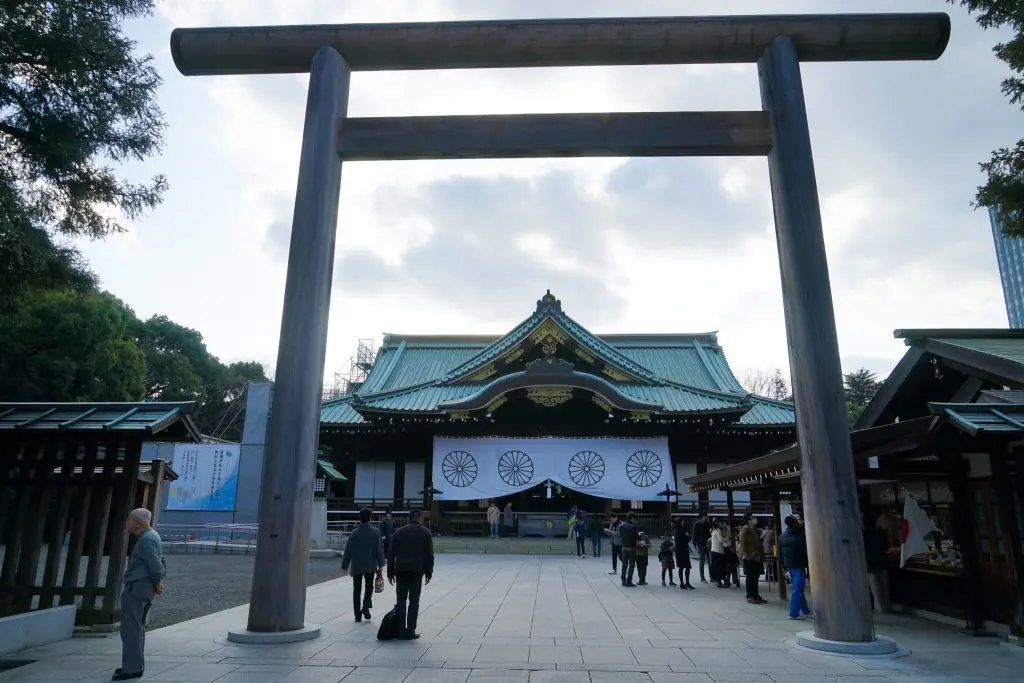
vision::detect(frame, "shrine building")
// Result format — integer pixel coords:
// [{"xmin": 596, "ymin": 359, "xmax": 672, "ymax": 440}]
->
[{"xmin": 319, "ymin": 291, "xmax": 797, "ymax": 535}]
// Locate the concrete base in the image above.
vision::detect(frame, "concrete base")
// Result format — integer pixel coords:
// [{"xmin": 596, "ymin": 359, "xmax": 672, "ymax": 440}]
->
[
  {"xmin": 998, "ymin": 639, "xmax": 1024, "ymax": 657},
  {"xmin": 0, "ymin": 605, "xmax": 76, "ymax": 656},
  {"xmin": 227, "ymin": 623, "xmax": 322, "ymax": 644},
  {"xmin": 309, "ymin": 549, "xmax": 339, "ymax": 559},
  {"xmin": 794, "ymin": 631, "xmax": 905, "ymax": 657}
]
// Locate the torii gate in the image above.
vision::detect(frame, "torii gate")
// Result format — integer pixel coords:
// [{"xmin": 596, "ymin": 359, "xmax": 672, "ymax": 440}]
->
[{"xmin": 170, "ymin": 13, "xmax": 950, "ymax": 651}]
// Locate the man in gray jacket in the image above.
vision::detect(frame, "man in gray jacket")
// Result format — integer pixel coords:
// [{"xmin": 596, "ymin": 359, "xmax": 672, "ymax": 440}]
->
[
  {"xmin": 342, "ymin": 507, "xmax": 386, "ymax": 622},
  {"xmin": 115, "ymin": 508, "xmax": 166, "ymax": 681}
]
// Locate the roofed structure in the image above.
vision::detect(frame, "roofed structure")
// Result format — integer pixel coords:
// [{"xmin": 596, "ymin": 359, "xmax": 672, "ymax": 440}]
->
[{"xmin": 321, "ymin": 291, "xmax": 795, "ymax": 429}]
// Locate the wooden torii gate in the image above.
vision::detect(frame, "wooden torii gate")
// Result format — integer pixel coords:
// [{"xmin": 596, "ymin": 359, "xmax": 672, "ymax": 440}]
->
[{"xmin": 170, "ymin": 13, "xmax": 950, "ymax": 649}]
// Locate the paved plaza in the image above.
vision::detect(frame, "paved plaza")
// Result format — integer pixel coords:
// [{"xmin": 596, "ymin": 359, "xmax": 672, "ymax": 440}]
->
[{"xmin": 2, "ymin": 555, "xmax": 1020, "ymax": 682}]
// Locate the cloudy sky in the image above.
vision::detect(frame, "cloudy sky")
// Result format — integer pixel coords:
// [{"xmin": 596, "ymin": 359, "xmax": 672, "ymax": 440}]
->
[{"xmin": 79, "ymin": 0, "xmax": 1018, "ymax": 388}]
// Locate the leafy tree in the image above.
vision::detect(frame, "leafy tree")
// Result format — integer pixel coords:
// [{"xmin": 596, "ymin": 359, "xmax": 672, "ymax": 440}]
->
[
  {"xmin": 0, "ymin": 0, "xmax": 166, "ymax": 298},
  {"xmin": 953, "ymin": 1, "xmax": 1024, "ymax": 234},
  {"xmin": 0, "ymin": 289, "xmax": 146, "ymax": 401},
  {"xmin": 844, "ymin": 368, "xmax": 882, "ymax": 426},
  {"xmin": 129, "ymin": 315, "xmax": 268, "ymax": 438}
]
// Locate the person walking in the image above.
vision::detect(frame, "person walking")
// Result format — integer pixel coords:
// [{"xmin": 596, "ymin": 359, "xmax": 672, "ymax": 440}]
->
[
  {"xmin": 387, "ymin": 509, "xmax": 435, "ymax": 640},
  {"xmin": 618, "ymin": 513, "xmax": 638, "ymax": 587},
  {"xmin": 739, "ymin": 514, "xmax": 767, "ymax": 604},
  {"xmin": 487, "ymin": 501, "xmax": 500, "ymax": 539},
  {"xmin": 709, "ymin": 521, "xmax": 727, "ymax": 587},
  {"xmin": 589, "ymin": 515, "xmax": 603, "ymax": 558},
  {"xmin": 658, "ymin": 537, "xmax": 676, "ymax": 586},
  {"xmin": 606, "ymin": 515, "xmax": 622, "ymax": 575},
  {"xmin": 503, "ymin": 502, "xmax": 514, "ymax": 538},
  {"xmin": 574, "ymin": 513, "xmax": 588, "ymax": 558},
  {"xmin": 674, "ymin": 519, "xmax": 695, "ymax": 590},
  {"xmin": 779, "ymin": 515, "xmax": 811, "ymax": 619},
  {"xmin": 864, "ymin": 512, "xmax": 892, "ymax": 613},
  {"xmin": 692, "ymin": 514, "xmax": 711, "ymax": 583},
  {"xmin": 760, "ymin": 524, "xmax": 776, "ymax": 583},
  {"xmin": 342, "ymin": 507, "xmax": 386, "ymax": 622},
  {"xmin": 114, "ymin": 508, "xmax": 166, "ymax": 681},
  {"xmin": 380, "ymin": 508, "xmax": 396, "ymax": 560},
  {"xmin": 635, "ymin": 530, "xmax": 651, "ymax": 585}
]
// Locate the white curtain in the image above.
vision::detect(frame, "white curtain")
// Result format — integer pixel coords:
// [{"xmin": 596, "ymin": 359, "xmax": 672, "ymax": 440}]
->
[
  {"xmin": 354, "ymin": 461, "xmax": 395, "ymax": 501},
  {"xmin": 432, "ymin": 436, "xmax": 674, "ymax": 502}
]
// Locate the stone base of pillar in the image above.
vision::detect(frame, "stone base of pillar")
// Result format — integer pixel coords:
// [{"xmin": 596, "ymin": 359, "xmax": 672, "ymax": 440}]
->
[
  {"xmin": 793, "ymin": 631, "xmax": 904, "ymax": 657},
  {"xmin": 228, "ymin": 623, "xmax": 322, "ymax": 644}
]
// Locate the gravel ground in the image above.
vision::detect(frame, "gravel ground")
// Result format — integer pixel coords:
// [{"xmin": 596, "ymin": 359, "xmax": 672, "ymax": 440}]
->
[{"xmin": 150, "ymin": 554, "xmax": 344, "ymax": 629}]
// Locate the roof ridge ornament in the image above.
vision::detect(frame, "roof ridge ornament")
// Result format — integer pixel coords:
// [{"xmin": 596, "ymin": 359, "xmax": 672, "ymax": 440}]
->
[{"xmin": 536, "ymin": 289, "xmax": 562, "ymax": 313}]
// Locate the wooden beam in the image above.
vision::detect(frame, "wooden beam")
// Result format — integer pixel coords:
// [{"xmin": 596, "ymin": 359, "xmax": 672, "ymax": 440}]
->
[
  {"xmin": 171, "ymin": 13, "xmax": 951, "ymax": 76},
  {"xmin": 337, "ymin": 111, "xmax": 772, "ymax": 161}
]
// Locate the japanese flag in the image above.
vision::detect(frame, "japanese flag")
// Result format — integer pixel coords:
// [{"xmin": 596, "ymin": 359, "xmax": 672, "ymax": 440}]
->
[{"xmin": 900, "ymin": 494, "xmax": 938, "ymax": 567}]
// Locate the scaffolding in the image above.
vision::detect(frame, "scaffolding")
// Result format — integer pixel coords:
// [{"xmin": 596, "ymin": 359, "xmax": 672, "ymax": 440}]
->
[{"xmin": 323, "ymin": 339, "xmax": 375, "ymax": 400}]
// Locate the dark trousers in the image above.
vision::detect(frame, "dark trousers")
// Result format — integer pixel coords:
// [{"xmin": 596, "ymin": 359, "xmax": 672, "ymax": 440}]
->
[
  {"xmin": 382, "ymin": 537, "xmax": 391, "ymax": 559},
  {"xmin": 611, "ymin": 544, "xmax": 622, "ymax": 571},
  {"xmin": 620, "ymin": 548, "xmax": 637, "ymax": 584},
  {"xmin": 395, "ymin": 571, "xmax": 423, "ymax": 635},
  {"xmin": 576, "ymin": 535, "xmax": 586, "ymax": 557},
  {"xmin": 742, "ymin": 560, "xmax": 762, "ymax": 599},
  {"xmin": 120, "ymin": 581, "xmax": 154, "ymax": 674},
  {"xmin": 636, "ymin": 554, "xmax": 649, "ymax": 583},
  {"xmin": 697, "ymin": 545, "xmax": 710, "ymax": 580},
  {"xmin": 710, "ymin": 551, "xmax": 725, "ymax": 584},
  {"xmin": 676, "ymin": 552, "xmax": 691, "ymax": 585},
  {"xmin": 352, "ymin": 572, "xmax": 374, "ymax": 616}
]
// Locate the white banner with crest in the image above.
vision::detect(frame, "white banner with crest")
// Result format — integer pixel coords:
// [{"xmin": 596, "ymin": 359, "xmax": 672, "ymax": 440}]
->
[{"xmin": 432, "ymin": 436, "xmax": 674, "ymax": 501}]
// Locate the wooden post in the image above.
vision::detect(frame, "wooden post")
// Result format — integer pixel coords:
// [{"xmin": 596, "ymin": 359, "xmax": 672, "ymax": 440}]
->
[
  {"xmin": 943, "ymin": 444, "xmax": 987, "ymax": 633},
  {"xmin": 247, "ymin": 46, "xmax": 351, "ymax": 634},
  {"xmin": 772, "ymin": 487, "xmax": 788, "ymax": 601},
  {"xmin": 758, "ymin": 35, "xmax": 874, "ymax": 642},
  {"xmin": 990, "ymin": 446, "xmax": 1024, "ymax": 639}
]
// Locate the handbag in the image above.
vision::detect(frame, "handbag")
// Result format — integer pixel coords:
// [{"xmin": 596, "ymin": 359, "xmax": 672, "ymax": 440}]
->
[{"xmin": 374, "ymin": 572, "xmax": 385, "ymax": 594}]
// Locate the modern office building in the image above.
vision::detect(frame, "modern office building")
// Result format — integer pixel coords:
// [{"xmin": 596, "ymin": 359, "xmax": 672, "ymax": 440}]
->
[{"xmin": 989, "ymin": 209, "xmax": 1024, "ymax": 328}]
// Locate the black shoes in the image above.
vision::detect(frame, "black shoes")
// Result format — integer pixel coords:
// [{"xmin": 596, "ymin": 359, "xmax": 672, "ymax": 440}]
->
[
  {"xmin": 112, "ymin": 670, "xmax": 143, "ymax": 681},
  {"xmin": 362, "ymin": 607, "xmax": 372, "ymax": 621}
]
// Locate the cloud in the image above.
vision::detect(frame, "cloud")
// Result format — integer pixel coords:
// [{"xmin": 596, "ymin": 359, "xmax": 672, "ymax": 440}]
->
[{"xmin": 103, "ymin": 0, "xmax": 1015, "ymax": 383}]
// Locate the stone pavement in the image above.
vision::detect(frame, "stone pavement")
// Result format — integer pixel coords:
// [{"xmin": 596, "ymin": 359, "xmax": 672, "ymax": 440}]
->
[{"xmin": 2, "ymin": 555, "xmax": 1020, "ymax": 682}]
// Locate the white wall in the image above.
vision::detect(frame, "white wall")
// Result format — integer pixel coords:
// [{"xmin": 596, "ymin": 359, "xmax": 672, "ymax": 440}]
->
[
  {"xmin": 404, "ymin": 462, "xmax": 425, "ymax": 505},
  {"xmin": 675, "ymin": 463, "xmax": 698, "ymax": 502},
  {"xmin": 706, "ymin": 464, "xmax": 750, "ymax": 505}
]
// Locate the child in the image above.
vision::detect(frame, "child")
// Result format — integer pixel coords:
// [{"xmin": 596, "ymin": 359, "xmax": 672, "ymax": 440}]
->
[
  {"xmin": 659, "ymin": 538, "xmax": 676, "ymax": 586},
  {"xmin": 636, "ymin": 530, "xmax": 651, "ymax": 585}
]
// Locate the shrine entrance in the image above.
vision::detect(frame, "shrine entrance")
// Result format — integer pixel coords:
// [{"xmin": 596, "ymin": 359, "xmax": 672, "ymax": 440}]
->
[{"xmin": 170, "ymin": 12, "xmax": 951, "ymax": 647}]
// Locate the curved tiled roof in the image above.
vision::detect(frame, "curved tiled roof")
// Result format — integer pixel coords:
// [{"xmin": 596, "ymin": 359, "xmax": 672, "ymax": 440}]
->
[{"xmin": 320, "ymin": 292, "xmax": 796, "ymax": 428}]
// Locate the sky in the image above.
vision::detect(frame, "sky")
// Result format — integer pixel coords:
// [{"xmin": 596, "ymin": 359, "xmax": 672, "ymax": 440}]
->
[{"xmin": 77, "ymin": 0, "xmax": 1019, "ymax": 390}]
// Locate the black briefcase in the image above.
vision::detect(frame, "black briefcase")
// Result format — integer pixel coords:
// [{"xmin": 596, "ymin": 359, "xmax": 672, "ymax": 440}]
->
[{"xmin": 377, "ymin": 606, "xmax": 398, "ymax": 641}]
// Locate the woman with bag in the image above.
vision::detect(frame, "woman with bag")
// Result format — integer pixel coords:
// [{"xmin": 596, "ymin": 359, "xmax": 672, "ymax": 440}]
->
[{"xmin": 342, "ymin": 507, "xmax": 386, "ymax": 622}]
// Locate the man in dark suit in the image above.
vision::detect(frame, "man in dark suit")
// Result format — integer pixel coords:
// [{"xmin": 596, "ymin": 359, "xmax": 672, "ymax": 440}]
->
[
  {"xmin": 387, "ymin": 508, "xmax": 434, "ymax": 640},
  {"xmin": 341, "ymin": 507, "xmax": 385, "ymax": 622},
  {"xmin": 618, "ymin": 512, "xmax": 638, "ymax": 587}
]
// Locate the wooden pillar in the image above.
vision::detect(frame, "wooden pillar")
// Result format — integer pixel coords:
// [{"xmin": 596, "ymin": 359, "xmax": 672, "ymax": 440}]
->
[
  {"xmin": 726, "ymin": 488, "xmax": 735, "ymax": 544},
  {"xmin": 758, "ymin": 35, "xmax": 874, "ymax": 642},
  {"xmin": 943, "ymin": 445, "xmax": 987, "ymax": 633},
  {"xmin": 247, "ymin": 45, "xmax": 351, "ymax": 634},
  {"xmin": 773, "ymin": 487, "xmax": 788, "ymax": 601},
  {"xmin": 991, "ymin": 446, "xmax": 1024, "ymax": 639}
]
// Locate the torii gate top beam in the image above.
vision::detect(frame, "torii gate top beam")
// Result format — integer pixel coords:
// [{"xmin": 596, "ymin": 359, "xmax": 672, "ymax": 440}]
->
[{"xmin": 170, "ymin": 13, "xmax": 950, "ymax": 76}]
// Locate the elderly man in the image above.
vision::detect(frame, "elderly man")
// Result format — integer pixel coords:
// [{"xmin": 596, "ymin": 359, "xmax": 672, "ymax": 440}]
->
[{"xmin": 114, "ymin": 508, "xmax": 166, "ymax": 681}]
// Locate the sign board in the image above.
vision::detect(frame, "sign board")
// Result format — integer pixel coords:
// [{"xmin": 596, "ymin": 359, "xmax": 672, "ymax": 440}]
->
[{"xmin": 166, "ymin": 443, "xmax": 240, "ymax": 511}]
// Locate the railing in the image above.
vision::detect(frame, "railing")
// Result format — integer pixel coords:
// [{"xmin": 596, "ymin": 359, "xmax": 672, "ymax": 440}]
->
[{"xmin": 160, "ymin": 523, "xmax": 348, "ymax": 555}]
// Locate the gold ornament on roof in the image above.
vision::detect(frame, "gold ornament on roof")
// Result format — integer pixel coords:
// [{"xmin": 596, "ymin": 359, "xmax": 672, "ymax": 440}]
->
[
  {"xmin": 540, "ymin": 334, "xmax": 558, "ymax": 356},
  {"xmin": 527, "ymin": 387, "xmax": 573, "ymax": 407}
]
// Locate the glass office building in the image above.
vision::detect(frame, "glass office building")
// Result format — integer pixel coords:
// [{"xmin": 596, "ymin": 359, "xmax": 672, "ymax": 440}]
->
[{"xmin": 989, "ymin": 209, "xmax": 1024, "ymax": 328}]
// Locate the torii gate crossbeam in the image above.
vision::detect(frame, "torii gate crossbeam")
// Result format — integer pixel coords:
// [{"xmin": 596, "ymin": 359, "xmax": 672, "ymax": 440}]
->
[{"xmin": 169, "ymin": 13, "xmax": 950, "ymax": 650}]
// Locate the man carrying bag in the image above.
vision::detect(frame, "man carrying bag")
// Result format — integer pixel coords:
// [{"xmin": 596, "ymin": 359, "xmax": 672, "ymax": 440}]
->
[{"xmin": 386, "ymin": 509, "xmax": 434, "ymax": 640}]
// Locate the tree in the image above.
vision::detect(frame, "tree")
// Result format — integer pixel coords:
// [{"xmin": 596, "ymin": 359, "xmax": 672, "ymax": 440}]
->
[
  {"xmin": 741, "ymin": 368, "xmax": 791, "ymax": 401},
  {"xmin": 129, "ymin": 315, "xmax": 268, "ymax": 438},
  {"xmin": 953, "ymin": 1, "xmax": 1024, "ymax": 234},
  {"xmin": 0, "ymin": 1, "xmax": 166, "ymax": 298},
  {"xmin": 0, "ymin": 289, "xmax": 146, "ymax": 401},
  {"xmin": 844, "ymin": 367, "xmax": 883, "ymax": 426}
]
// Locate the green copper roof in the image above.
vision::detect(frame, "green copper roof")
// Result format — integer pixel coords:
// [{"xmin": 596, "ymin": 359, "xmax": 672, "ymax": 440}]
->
[
  {"xmin": 316, "ymin": 459, "xmax": 347, "ymax": 481},
  {"xmin": 321, "ymin": 292, "xmax": 796, "ymax": 428}
]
